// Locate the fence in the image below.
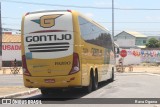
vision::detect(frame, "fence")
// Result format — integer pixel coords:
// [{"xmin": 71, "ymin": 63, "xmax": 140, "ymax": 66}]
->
[{"xmin": 117, "ymin": 48, "xmax": 160, "ymax": 65}]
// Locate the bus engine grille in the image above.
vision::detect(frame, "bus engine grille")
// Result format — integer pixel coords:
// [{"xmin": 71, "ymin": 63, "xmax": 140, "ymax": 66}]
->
[{"xmin": 28, "ymin": 42, "xmax": 70, "ymax": 52}]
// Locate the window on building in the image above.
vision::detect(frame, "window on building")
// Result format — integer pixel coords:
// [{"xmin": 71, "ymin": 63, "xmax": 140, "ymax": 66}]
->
[{"xmin": 143, "ymin": 40, "xmax": 146, "ymax": 44}]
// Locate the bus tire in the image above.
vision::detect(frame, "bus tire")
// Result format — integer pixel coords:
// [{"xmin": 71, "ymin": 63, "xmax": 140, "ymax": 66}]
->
[
  {"xmin": 40, "ymin": 88, "xmax": 49, "ymax": 95},
  {"xmin": 92, "ymin": 71, "xmax": 98, "ymax": 91},
  {"xmin": 110, "ymin": 68, "xmax": 114, "ymax": 82},
  {"xmin": 84, "ymin": 71, "xmax": 93, "ymax": 93}
]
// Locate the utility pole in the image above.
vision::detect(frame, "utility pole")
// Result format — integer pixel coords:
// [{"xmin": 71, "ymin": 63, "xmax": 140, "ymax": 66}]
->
[{"xmin": 112, "ymin": 0, "xmax": 114, "ymax": 37}]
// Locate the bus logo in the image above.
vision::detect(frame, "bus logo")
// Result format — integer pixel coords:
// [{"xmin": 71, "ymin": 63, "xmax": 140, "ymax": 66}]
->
[{"xmin": 32, "ymin": 14, "xmax": 63, "ymax": 28}]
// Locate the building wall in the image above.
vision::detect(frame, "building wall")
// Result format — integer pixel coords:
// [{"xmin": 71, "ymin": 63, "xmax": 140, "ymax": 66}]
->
[
  {"xmin": 0, "ymin": 56, "xmax": 2, "ymax": 68},
  {"xmin": 116, "ymin": 48, "xmax": 160, "ymax": 65},
  {"xmin": 114, "ymin": 31, "xmax": 147, "ymax": 48},
  {"xmin": 141, "ymin": 49, "xmax": 160, "ymax": 63},
  {"xmin": 115, "ymin": 39, "xmax": 135, "ymax": 47},
  {"xmin": 2, "ymin": 43, "xmax": 22, "ymax": 67},
  {"xmin": 116, "ymin": 48, "xmax": 141, "ymax": 65},
  {"xmin": 114, "ymin": 32, "xmax": 136, "ymax": 47}
]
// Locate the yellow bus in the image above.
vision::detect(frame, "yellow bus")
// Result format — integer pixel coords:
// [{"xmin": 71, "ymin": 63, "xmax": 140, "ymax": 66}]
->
[{"xmin": 21, "ymin": 10, "xmax": 115, "ymax": 95}]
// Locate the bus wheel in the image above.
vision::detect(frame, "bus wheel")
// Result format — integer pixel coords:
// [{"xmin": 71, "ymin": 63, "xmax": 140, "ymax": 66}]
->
[
  {"xmin": 109, "ymin": 68, "xmax": 114, "ymax": 82},
  {"xmin": 84, "ymin": 72, "xmax": 93, "ymax": 93},
  {"xmin": 92, "ymin": 71, "xmax": 98, "ymax": 91},
  {"xmin": 40, "ymin": 88, "xmax": 49, "ymax": 95}
]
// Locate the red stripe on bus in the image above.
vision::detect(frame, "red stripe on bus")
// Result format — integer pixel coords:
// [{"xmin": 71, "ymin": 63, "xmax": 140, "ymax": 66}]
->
[{"xmin": 29, "ymin": 30, "xmax": 67, "ymax": 34}]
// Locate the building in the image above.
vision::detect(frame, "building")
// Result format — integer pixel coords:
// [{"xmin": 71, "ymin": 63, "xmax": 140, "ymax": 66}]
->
[
  {"xmin": 114, "ymin": 31, "xmax": 147, "ymax": 48},
  {"xmin": 2, "ymin": 33, "xmax": 21, "ymax": 67},
  {"xmin": 114, "ymin": 31, "xmax": 148, "ymax": 65}
]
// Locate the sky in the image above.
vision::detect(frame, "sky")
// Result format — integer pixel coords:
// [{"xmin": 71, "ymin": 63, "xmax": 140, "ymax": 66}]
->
[{"xmin": 1, "ymin": 0, "xmax": 160, "ymax": 36}]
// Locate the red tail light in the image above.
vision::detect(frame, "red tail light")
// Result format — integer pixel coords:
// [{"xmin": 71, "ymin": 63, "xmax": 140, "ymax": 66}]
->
[
  {"xmin": 25, "ymin": 12, "xmax": 30, "ymax": 16},
  {"xmin": 67, "ymin": 10, "xmax": 72, "ymax": 12},
  {"xmin": 22, "ymin": 55, "xmax": 31, "ymax": 76},
  {"xmin": 69, "ymin": 53, "xmax": 80, "ymax": 75}
]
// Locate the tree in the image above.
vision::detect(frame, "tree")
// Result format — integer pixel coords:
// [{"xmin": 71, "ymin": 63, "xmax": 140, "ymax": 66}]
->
[{"xmin": 146, "ymin": 38, "xmax": 160, "ymax": 48}]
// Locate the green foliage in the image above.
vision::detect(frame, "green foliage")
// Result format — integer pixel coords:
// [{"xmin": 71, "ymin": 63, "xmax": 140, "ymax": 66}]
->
[{"xmin": 146, "ymin": 38, "xmax": 160, "ymax": 48}]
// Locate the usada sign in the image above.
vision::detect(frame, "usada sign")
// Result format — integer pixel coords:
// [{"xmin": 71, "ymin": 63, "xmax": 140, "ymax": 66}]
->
[
  {"xmin": 2, "ymin": 43, "xmax": 22, "ymax": 61},
  {"xmin": 2, "ymin": 44, "xmax": 21, "ymax": 50}
]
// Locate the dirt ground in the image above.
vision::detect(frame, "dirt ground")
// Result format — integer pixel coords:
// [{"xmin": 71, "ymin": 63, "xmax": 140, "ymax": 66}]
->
[
  {"xmin": 0, "ymin": 67, "xmax": 23, "ymax": 74},
  {"xmin": 1, "ymin": 64, "xmax": 160, "ymax": 74},
  {"xmin": 121, "ymin": 63, "xmax": 160, "ymax": 74}
]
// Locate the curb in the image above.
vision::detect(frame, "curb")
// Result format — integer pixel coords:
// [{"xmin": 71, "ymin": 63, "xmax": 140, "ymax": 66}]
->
[{"xmin": 0, "ymin": 88, "xmax": 39, "ymax": 98}]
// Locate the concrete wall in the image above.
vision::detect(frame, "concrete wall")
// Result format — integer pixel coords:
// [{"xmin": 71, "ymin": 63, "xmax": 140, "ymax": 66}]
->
[
  {"xmin": 0, "ymin": 56, "xmax": 2, "ymax": 69},
  {"xmin": 2, "ymin": 43, "xmax": 21, "ymax": 61},
  {"xmin": 116, "ymin": 48, "xmax": 141, "ymax": 65},
  {"xmin": 141, "ymin": 50, "xmax": 160, "ymax": 63},
  {"xmin": 116, "ymin": 48, "xmax": 160, "ymax": 65}
]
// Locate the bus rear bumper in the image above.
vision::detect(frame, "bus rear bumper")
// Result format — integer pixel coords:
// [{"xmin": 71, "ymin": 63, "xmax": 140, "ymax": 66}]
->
[{"xmin": 23, "ymin": 72, "xmax": 81, "ymax": 88}]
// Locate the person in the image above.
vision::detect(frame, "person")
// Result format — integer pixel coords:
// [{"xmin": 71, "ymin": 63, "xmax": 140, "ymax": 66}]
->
[
  {"xmin": 118, "ymin": 57, "xmax": 125, "ymax": 72},
  {"xmin": 119, "ymin": 57, "xmax": 123, "ymax": 66},
  {"xmin": 14, "ymin": 59, "xmax": 17, "ymax": 67},
  {"xmin": 128, "ymin": 65, "xmax": 133, "ymax": 72}
]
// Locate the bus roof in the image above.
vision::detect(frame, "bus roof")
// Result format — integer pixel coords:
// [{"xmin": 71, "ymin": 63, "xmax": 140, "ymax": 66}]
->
[
  {"xmin": 24, "ymin": 10, "xmax": 110, "ymax": 34},
  {"xmin": 25, "ymin": 10, "xmax": 71, "ymax": 15}
]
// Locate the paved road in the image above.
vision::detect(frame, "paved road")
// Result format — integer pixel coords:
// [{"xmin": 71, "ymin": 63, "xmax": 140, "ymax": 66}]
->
[
  {"xmin": 85, "ymin": 73, "xmax": 160, "ymax": 98},
  {"xmin": 1, "ymin": 73, "xmax": 160, "ymax": 106},
  {"xmin": 0, "ymin": 75, "xmax": 23, "ymax": 86},
  {"xmin": 18, "ymin": 73, "xmax": 160, "ymax": 99}
]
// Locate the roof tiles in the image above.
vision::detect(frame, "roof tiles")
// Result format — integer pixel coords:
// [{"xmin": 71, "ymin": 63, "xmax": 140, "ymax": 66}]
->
[{"xmin": 2, "ymin": 34, "xmax": 21, "ymax": 43}]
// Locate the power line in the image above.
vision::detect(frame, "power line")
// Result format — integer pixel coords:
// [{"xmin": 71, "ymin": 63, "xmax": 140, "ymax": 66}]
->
[
  {"xmin": 2, "ymin": 28, "xmax": 20, "ymax": 31},
  {"xmin": 2, "ymin": 27, "xmax": 160, "ymax": 32},
  {"xmin": 2, "ymin": 17, "xmax": 20, "ymax": 19},
  {"xmin": 115, "ymin": 30, "xmax": 160, "ymax": 33},
  {"xmin": 3, "ymin": 16, "xmax": 160, "ymax": 24},
  {"xmin": 2, "ymin": 27, "xmax": 160, "ymax": 33},
  {"xmin": 115, "ymin": 8, "xmax": 160, "ymax": 10},
  {"xmin": 99, "ymin": 22, "xmax": 160, "ymax": 23},
  {"xmin": 0, "ymin": 0, "xmax": 112, "ymax": 9},
  {"xmin": 1, "ymin": 0, "xmax": 160, "ymax": 10},
  {"xmin": 1, "ymin": 28, "xmax": 160, "ymax": 36},
  {"xmin": 2, "ymin": 23, "xmax": 20, "ymax": 26}
]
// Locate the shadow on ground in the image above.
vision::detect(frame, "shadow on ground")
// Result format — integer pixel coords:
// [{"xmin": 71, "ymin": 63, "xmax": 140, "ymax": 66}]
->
[{"xmin": 23, "ymin": 80, "xmax": 114, "ymax": 101}]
